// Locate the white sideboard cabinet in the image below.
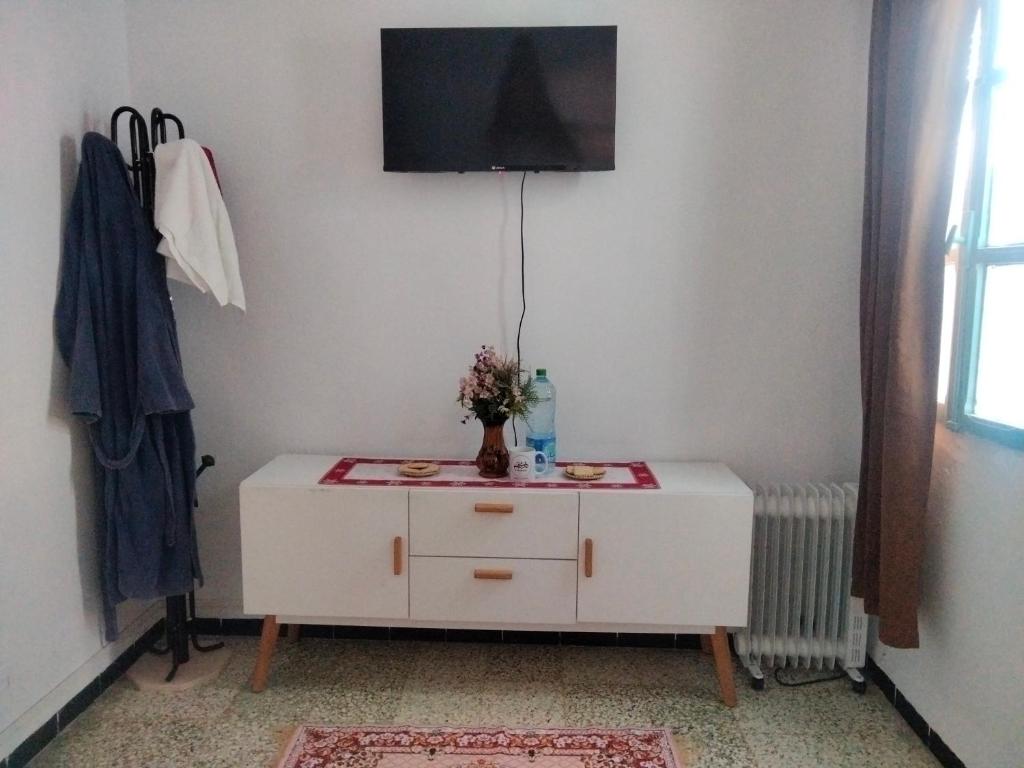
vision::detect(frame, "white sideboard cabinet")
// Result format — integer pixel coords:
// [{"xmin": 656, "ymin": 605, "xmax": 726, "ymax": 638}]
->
[{"xmin": 240, "ymin": 455, "xmax": 754, "ymax": 706}]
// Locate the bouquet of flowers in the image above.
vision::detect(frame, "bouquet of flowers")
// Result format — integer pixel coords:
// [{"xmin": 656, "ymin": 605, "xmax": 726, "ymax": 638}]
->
[{"xmin": 457, "ymin": 346, "xmax": 538, "ymax": 426}]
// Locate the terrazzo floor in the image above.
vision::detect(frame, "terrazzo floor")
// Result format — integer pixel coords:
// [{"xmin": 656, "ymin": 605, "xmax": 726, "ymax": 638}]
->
[{"xmin": 28, "ymin": 637, "xmax": 939, "ymax": 768}]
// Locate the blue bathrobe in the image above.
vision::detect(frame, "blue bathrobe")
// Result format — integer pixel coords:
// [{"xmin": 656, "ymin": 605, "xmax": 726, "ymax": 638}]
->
[{"xmin": 56, "ymin": 132, "xmax": 202, "ymax": 639}]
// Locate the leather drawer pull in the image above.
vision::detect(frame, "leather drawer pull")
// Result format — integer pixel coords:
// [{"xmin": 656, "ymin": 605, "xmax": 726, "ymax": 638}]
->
[
  {"xmin": 393, "ymin": 536, "xmax": 403, "ymax": 576},
  {"xmin": 473, "ymin": 569, "xmax": 514, "ymax": 580},
  {"xmin": 474, "ymin": 502, "xmax": 514, "ymax": 514},
  {"xmin": 584, "ymin": 538, "xmax": 594, "ymax": 578}
]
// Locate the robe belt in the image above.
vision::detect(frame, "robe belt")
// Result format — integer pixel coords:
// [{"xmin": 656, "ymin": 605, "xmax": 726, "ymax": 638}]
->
[
  {"xmin": 88, "ymin": 408, "xmax": 179, "ymax": 547},
  {"xmin": 88, "ymin": 408, "xmax": 145, "ymax": 470}
]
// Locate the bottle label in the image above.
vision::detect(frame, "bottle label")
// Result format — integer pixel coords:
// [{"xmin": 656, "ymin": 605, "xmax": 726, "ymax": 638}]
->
[{"xmin": 526, "ymin": 436, "xmax": 556, "ymax": 474}]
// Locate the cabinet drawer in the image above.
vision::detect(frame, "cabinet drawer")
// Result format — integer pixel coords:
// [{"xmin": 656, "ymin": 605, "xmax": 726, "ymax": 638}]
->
[
  {"xmin": 409, "ymin": 490, "xmax": 578, "ymax": 559},
  {"xmin": 410, "ymin": 556, "xmax": 577, "ymax": 624}
]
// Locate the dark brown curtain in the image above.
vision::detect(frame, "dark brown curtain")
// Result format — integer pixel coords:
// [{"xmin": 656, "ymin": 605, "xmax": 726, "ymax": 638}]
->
[{"xmin": 855, "ymin": 0, "xmax": 978, "ymax": 649}]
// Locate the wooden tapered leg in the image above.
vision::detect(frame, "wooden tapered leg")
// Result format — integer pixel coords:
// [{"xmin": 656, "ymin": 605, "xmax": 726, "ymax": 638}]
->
[
  {"xmin": 709, "ymin": 626, "xmax": 737, "ymax": 708},
  {"xmin": 251, "ymin": 615, "xmax": 279, "ymax": 693},
  {"xmin": 286, "ymin": 623, "xmax": 301, "ymax": 643},
  {"xmin": 700, "ymin": 633, "xmax": 712, "ymax": 654}
]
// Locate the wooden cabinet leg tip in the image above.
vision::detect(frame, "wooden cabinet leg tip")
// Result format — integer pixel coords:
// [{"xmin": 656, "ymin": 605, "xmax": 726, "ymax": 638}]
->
[
  {"xmin": 251, "ymin": 615, "xmax": 279, "ymax": 694},
  {"xmin": 709, "ymin": 626, "xmax": 738, "ymax": 708}
]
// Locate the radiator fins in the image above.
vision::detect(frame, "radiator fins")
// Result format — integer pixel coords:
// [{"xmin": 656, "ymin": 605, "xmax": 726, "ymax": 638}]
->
[{"xmin": 733, "ymin": 483, "xmax": 867, "ymax": 672}]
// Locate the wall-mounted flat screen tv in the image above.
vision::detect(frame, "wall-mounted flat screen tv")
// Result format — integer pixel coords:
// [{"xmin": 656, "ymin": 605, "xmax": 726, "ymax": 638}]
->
[{"xmin": 381, "ymin": 26, "xmax": 617, "ymax": 172}]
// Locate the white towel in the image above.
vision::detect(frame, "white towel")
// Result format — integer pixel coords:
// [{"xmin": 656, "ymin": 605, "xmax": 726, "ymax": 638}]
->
[{"xmin": 154, "ymin": 139, "xmax": 246, "ymax": 310}]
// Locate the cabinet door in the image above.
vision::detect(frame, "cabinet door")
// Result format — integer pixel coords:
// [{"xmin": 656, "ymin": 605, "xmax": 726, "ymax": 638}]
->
[
  {"xmin": 578, "ymin": 493, "xmax": 752, "ymax": 627},
  {"xmin": 241, "ymin": 486, "xmax": 408, "ymax": 619}
]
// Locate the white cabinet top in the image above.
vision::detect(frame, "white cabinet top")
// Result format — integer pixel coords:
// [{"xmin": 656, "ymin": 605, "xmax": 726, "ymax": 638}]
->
[{"xmin": 241, "ymin": 454, "xmax": 751, "ymax": 498}]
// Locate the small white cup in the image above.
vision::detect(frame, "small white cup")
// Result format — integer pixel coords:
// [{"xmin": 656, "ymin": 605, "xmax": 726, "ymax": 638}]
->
[{"xmin": 509, "ymin": 445, "xmax": 548, "ymax": 481}]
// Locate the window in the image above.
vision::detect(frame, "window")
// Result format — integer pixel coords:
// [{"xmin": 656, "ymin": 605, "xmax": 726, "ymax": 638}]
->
[{"xmin": 941, "ymin": 0, "xmax": 1024, "ymax": 448}]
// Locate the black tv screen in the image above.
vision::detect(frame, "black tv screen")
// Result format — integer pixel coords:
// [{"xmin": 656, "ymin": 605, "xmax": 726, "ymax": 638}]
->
[{"xmin": 381, "ymin": 26, "xmax": 617, "ymax": 172}]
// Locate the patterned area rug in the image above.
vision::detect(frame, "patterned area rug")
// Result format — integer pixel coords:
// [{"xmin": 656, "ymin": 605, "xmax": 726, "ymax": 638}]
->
[{"xmin": 276, "ymin": 726, "xmax": 685, "ymax": 768}]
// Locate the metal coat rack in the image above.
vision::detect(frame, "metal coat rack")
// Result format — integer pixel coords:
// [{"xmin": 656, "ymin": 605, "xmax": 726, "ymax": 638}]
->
[{"xmin": 110, "ymin": 106, "xmax": 223, "ymax": 682}]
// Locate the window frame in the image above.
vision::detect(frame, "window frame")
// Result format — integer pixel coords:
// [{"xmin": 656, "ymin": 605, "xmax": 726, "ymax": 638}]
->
[{"xmin": 945, "ymin": 0, "xmax": 1024, "ymax": 449}]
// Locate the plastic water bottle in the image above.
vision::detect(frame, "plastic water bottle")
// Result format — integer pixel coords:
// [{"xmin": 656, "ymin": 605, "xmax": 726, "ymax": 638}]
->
[{"xmin": 526, "ymin": 368, "xmax": 556, "ymax": 474}]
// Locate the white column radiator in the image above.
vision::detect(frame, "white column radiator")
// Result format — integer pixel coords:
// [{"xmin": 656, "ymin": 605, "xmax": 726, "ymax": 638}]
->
[{"xmin": 733, "ymin": 483, "xmax": 868, "ymax": 690}]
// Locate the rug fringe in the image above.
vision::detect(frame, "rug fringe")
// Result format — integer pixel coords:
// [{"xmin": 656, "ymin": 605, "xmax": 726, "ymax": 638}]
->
[{"xmin": 270, "ymin": 725, "xmax": 301, "ymax": 768}]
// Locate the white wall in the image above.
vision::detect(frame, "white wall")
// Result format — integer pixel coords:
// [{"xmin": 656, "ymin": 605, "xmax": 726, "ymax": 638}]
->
[
  {"xmin": 5, "ymin": 5, "xmax": 1015, "ymax": 767},
  {"xmin": 0, "ymin": 1, "xmax": 160, "ymax": 758},
  {"xmin": 122, "ymin": 0, "xmax": 872, "ymax": 616},
  {"xmin": 871, "ymin": 428, "xmax": 1024, "ymax": 768}
]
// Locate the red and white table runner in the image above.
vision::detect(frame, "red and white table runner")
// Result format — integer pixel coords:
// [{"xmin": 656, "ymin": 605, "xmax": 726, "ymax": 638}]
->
[{"xmin": 319, "ymin": 457, "xmax": 660, "ymax": 490}]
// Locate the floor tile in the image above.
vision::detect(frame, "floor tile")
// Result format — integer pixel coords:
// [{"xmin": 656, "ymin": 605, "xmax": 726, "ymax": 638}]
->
[
  {"xmin": 27, "ymin": 718, "xmax": 207, "ymax": 768},
  {"xmin": 740, "ymin": 728, "xmax": 940, "ymax": 768},
  {"xmin": 20, "ymin": 637, "xmax": 945, "ymax": 768},
  {"xmin": 670, "ymin": 728, "xmax": 758, "ymax": 768},
  {"xmin": 190, "ymin": 716, "xmax": 292, "ymax": 768},
  {"xmin": 733, "ymin": 676, "xmax": 904, "ymax": 734},
  {"xmin": 735, "ymin": 680, "xmax": 940, "ymax": 767},
  {"xmin": 412, "ymin": 642, "xmax": 563, "ymax": 686},
  {"xmin": 560, "ymin": 646, "xmax": 721, "ymax": 694},
  {"xmin": 398, "ymin": 679, "xmax": 564, "ymax": 727},
  {"xmin": 560, "ymin": 683, "xmax": 726, "ymax": 728},
  {"xmin": 228, "ymin": 686, "xmax": 400, "ymax": 727},
  {"xmin": 75, "ymin": 678, "xmax": 239, "ymax": 724}
]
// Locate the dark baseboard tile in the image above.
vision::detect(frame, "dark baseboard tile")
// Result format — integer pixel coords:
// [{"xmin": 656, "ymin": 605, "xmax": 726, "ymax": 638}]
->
[
  {"xmin": 6, "ymin": 619, "xmax": 165, "ymax": 768},
  {"xmin": 675, "ymin": 633, "xmax": 703, "ymax": 650},
  {"xmin": 206, "ymin": 623, "xmax": 710, "ymax": 650},
  {"xmin": 894, "ymin": 689, "xmax": 930, "ymax": 743},
  {"xmin": 194, "ymin": 614, "xmax": 720, "ymax": 652},
  {"xmin": 334, "ymin": 625, "xmax": 389, "ymax": 640},
  {"xmin": 6, "ymin": 716, "xmax": 58, "ymax": 768},
  {"xmin": 389, "ymin": 627, "xmax": 446, "ymax": 642},
  {"xmin": 445, "ymin": 629, "xmax": 503, "ymax": 644},
  {"xmin": 618, "ymin": 633, "xmax": 675, "ymax": 648},
  {"xmin": 190, "ymin": 617, "xmax": 223, "ymax": 636},
  {"xmin": 928, "ymin": 731, "xmax": 966, "ymax": 768},
  {"xmin": 865, "ymin": 656, "xmax": 966, "ymax": 768},
  {"xmin": 560, "ymin": 631, "xmax": 619, "ymax": 646},
  {"xmin": 219, "ymin": 618, "xmax": 264, "ymax": 636},
  {"xmin": 501, "ymin": 630, "xmax": 561, "ymax": 645},
  {"xmin": 298, "ymin": 623, "xmax": 335, "ymax": 639},
  {"xmin": 866, "ymin": 656, "xmax": 896, "ymax": 703},
  {"xmin": 56, "ymin": 678, "xmax": 101, "ymax": 730},
  {"xmin": 98, "ymin": 621, "xmax": 163, "ymax": 690}
]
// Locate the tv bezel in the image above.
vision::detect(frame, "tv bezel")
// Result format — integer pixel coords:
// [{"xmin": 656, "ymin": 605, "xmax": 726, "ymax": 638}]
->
[{"xmin": 380, "ymin": 25, "xmax": 617, "ymax": 173}]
